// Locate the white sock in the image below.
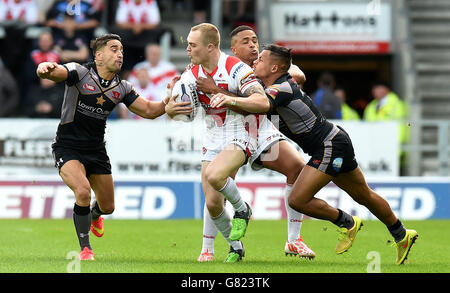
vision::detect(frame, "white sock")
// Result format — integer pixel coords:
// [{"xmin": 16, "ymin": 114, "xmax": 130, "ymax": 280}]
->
[
  {"xmin": 284, "ymin": 184, "xmax": 304, "ymax": 242},
  {"xmin": 219, "ymin": 177, "xmax": 246, "ymax": 212},
  {"xmin": 211, "ymin": 208, "xmax": 243, "ymax": 251},
  {"xmin": 201, "ymin": 203, "xmax": 217, "ymax": 254}
]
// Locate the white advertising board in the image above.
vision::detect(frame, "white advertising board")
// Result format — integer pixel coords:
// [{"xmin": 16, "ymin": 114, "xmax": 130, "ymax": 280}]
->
[
  {"xmin": 0, "ymin": 118, "xmax": 399, "ymax": 177},
  {"xmin": 271, "ymin": 0, "xmax": 392, "ymax": 54}
]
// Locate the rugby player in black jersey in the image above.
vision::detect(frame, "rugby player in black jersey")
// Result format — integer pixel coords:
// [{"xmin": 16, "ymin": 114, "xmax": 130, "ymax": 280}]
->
[
  {"xmin": 36, "ymin": 33, "xmax": 191, "ymax": 260},
  {"xmin": 210, "ymin": 44, "xmax": 418, "ymax": 265}
]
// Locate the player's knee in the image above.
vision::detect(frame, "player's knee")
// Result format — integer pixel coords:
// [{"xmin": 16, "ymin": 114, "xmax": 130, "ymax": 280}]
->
[
  {"xmin": 205, "ymin": 169, "xmax": 227, "ymax": 190},
  {"xmin": 288, "ymin": 194, "xmax": 309, "ymax": 213},
  {"xmin": 74, "ymin": 186, "xmax": 91, "ymax": 203}
]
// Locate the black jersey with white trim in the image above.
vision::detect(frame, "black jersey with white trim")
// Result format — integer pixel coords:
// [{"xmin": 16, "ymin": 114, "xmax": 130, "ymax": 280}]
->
[
  {"xmin": 265, "ymin": 73, "xmax": 334, "ymax": 155},
  {"xmin": 54, "ymin": 62, "xmax": 139, "ymax": 149}
]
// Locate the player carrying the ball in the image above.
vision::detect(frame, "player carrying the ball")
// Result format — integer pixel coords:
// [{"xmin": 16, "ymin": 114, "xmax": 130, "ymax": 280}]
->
[{"xmin": 166, "ymin": 23, "xmax": 268, "ymax": 263}]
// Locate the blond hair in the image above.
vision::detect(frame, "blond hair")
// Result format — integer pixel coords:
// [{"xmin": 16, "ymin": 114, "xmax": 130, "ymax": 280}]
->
[{"xmin": 191, "ymin": 23, "xmax": 220, "ymax": 48}]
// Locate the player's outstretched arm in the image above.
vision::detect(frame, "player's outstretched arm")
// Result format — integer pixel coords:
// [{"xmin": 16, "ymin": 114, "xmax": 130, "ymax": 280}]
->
[
  {"xmin": 36, "ymin": 62, "xmax": 68, "ymax": 82},
  {"xmin": 210, "ymin": 83, "xmax": 271, "ymax": 114},
  {"xmin": 128, "ymin": 96, "xmax": 169, "ymax": 119}
]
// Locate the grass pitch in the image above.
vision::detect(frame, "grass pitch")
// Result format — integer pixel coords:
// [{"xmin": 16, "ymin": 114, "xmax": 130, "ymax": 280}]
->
[{"xmin": 0, "ymin": 219, "xmax": 448, "ymax": 273}]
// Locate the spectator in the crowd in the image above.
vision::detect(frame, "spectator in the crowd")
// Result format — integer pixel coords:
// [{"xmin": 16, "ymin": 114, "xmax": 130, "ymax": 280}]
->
[
  {"xmin": 312, "ymin": 72, "xmax": 342, "ymax": 119},
  {"xmin": 23, "ymin": 78, "xmax": 63, "ymax": 118},
  {"xmin": 35, "ymin": 0, "xmax": 56, "ymax": 24},
  {"xmin": 223, "ymin": 0, "xmax": 256, "ymax": 30},
  {"xmin": 0, "ymin": 57, "xmax": 20, "ymax": 117},
  {"xmin": 25, "ymin": 30, "xmax": 60, "ymax": 83},
  {"xmin": 0, "ymin": 0, "xmax": 39, "ymax": 23},
  {"xmin": 120, "ymin": 68, "xmax": 156, "ymax": 119},
  {"xmin": 45, "ymin": 0, "xmax": 101, "ymax": 42},
  {"xmin": 363, "ymin": 81, "xmax": 409, "ymax": 144},
  {"xmin": 0, "ymin": 0, "xmax": 39, "ymax": 78},
  {"xmin": 84, "ymin": 0, "xmax": 105, "ymax": 13},
  {"xmin": 53, "ymin": 13, "xmax": 89, "ymax": 63},
  {"xmin": 193, "ymin": 0, "xmax": 209, "ymax": 24},
  {"xmin": 334, "ymin": 87, "xmax": 360, "ymax": 120},
  {"xmin": 363, "ymin": 81, "xmax": 409, "ymax": 174},
  {"xmin": 128, "ymin": 43, "xmax": 178, "ymax": 101},
  {"xmin": 113, "ymin": 0, "xmax": 167, "ymax": 69}
]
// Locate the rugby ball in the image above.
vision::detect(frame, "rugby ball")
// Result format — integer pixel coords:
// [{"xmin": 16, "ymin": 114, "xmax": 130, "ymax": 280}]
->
[{"xmin": 170, "ymin": 79, "xmax": 199, "ymax": 122}]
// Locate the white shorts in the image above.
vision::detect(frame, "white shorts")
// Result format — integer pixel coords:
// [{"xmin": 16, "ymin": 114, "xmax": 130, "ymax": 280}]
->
[
  {"xmin": 201, "ymin": 127, "xmax": 251, "ymax": 162},
  {"xmin": 247, "ymin": 115, "xmax": 286, "ymax": 171}
]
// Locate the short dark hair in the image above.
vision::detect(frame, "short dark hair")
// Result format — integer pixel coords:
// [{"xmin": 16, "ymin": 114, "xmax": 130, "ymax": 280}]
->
[
  {"xmin": 229, "ymin": 25, "xmax": 255, "ymax": 39},
  {"xmin": 262, "ymin": 44, "xmax": 292, "ymax": 72},
  {"xmin": 90, "ymin": 33, "xmax": 122, "ymax": 54},
  {"xmin": 371, "ymin": 80, "xmax": 391, "ymax": 89}
]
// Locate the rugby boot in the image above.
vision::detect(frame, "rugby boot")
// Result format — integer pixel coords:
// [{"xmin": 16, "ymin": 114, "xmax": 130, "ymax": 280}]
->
[
  {"xmin": 335, "ymin": 216, "xmax": 363, "ymax": 254},
  {"xmin": 79, "ymin": 247, "xmax": 95, "ymax": 261},
  {"xmin": 197, "ymin": 249, "xmax": 214, "ymax": 262},
  {"xmin": 229, "ymin": 202, "xmax": 252, "ymax": 241},
  {"xmin": 395, "ymin": 229, "xmax": 418, "ymax": 265},
  {"xmin": 224, "ymin": 242, "xmax": 245, "ymax": 263},
  {"xmin": 90, "ymin": 216, "xmax": 104, "ymax": 237},
  {"xmin": 285, "ymin": 236, "xmax": 316, "ymax": 259}
]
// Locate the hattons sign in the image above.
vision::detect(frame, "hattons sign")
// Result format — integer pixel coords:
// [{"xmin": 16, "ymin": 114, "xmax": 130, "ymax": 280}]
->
[{"xmin": 271, "ymin": 0, "xmax": 391, "ymax": 54}]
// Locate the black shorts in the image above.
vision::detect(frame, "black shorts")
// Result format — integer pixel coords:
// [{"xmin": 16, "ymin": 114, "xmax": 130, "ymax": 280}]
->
[
  {"xmin": 307, "ymin": 125, "xmax": 358, "ymax": 176},
  {"xmin": 51, "ymin": 144, "xmax": 112, "ymax": 177}
]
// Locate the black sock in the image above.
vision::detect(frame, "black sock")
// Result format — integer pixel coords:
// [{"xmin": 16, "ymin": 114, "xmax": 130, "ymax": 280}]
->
[
  {"xmin": 91, "ymin": 201, "xmax": 102, "ymax": 221},
  {"xmin": 73, "ymin": 203, "xmax": 92, "ymax": 251},
  {"xmin": 333, "ymin": 209, "xmax": 354, "ymax": 229},
  {"xmin": 388, "ymin": 219, "xmax": 406, "ymax": 243}
]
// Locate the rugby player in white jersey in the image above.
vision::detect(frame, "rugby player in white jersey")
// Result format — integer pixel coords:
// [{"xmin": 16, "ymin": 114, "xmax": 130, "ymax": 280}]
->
[
  {"xmin": 195, "ymin": 25, "xmax": 315, "ymax": 262},
  {"xmin": 166, "ymin": 23, "xmax": 268, "ymax": 262}
]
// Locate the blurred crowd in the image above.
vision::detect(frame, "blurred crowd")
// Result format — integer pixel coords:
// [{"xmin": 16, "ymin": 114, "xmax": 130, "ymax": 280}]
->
[
  {"xmin": 0, "ymin": 0, "xmax": 257, "ymax": 119},
  {"xmin": 0, "ymin": 0, "xmax": 407, "ymax": 140}
]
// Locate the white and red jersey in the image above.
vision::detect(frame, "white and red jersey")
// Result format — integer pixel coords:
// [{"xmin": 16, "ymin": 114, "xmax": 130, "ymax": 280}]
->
[
  {"xmin": 31, "ymin": 49, "xmax": 60, "ymax": 66},
  {"xmin": 182, "ymin": 51, "xmax": 258, "ymax": 130},
  {"xmin": 115, "ymin": 0, "xmax": 160, "ymax": 25},
  {"xmin": 180, "ymin": 51, "xmax": 259, "ymax": 159},
  {"xmin": 128, "ymin": 60, "xmax": 178, "ymax": 101},
  {"xmin": 0, "ymin": 0, "xmax": 38, "ymax": 24}
]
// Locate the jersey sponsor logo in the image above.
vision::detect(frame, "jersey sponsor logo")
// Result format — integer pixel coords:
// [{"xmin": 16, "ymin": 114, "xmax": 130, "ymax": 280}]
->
[
  {"xmin": 231, "ymin": 63, "xmax": 245, "ymax": 79},
  {"xmin": 96, "ymin": 97, "xmax": 106, "ymax": 106},
  {"xmin": 77, "ymin": 101, "xmax": 110, "ymax": 120},
  {"xmin": 83, "ymin": 83, "xmax": 96, "ymax": 91},
  {"xmin": 112, "ymin": 91, "xmax": 121, "ymax": 101}
]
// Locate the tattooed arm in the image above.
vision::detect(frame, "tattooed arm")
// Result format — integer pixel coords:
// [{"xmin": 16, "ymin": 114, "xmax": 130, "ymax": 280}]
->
[{"xmin": 210, "ymin": 83, "xmax": 271, "ymax": 114}]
